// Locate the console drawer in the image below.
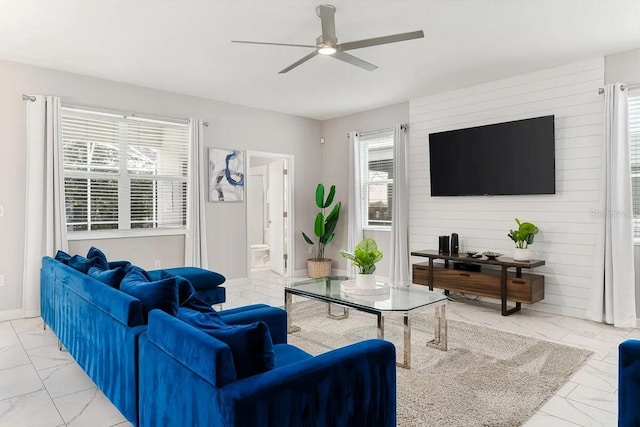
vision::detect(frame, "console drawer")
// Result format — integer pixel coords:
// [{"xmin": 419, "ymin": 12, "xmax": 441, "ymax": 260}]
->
[{"xmin": 412, "ymin": 262, "xmax": 544, "ymax": 304}]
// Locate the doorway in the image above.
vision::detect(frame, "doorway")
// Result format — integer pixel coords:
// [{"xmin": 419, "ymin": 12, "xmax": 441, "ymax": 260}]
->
[{"xmin": 246, "ymin": 151, "xmax": 294, "ymax": 278}]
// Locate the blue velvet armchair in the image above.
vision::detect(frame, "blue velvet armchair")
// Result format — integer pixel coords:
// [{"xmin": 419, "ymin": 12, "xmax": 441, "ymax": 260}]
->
[
  {"xmin": 139, "ymin": 307, "xmax": 397, "ymax": 427},
  {"xmin": 619, "ymin": 339, "xmax": 640, "ymax": 426}
]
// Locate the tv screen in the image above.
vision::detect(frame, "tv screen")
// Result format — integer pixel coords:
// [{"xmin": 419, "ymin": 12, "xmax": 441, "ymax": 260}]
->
[{"xmin": 428, "ymin": 115, "xmax": 555, "ymax": 196}]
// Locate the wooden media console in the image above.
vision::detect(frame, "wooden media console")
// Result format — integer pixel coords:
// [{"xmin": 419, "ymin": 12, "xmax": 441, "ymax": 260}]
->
[{"xmin": 411, "ymin": 250, "xmax": 545, "ymax": 316}]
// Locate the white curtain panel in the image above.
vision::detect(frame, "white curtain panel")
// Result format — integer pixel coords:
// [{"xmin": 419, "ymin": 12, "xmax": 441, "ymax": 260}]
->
[
  {"xmin": 23, "ymin": 96, "xmax": 68, "ymax": 318},
  {"xmin": 347, "ymin": 131, "xmax": 363, "ymax": 277},
  {"xmin": 587, "ymin": 83, "xmax": 636, "ymax": 327},
  {"xmin": 185, "ymin": 119, "xmax": 209, "ymax": 268},
  {"xmin": 389, "ymin": 124, "xmax": 410, "ymax": 286}
]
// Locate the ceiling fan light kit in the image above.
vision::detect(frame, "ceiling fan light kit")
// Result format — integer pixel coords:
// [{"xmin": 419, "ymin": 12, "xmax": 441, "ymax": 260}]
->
[{"xmin": 232, "ymin": 4, "xmax": 424, "ymax": 73}]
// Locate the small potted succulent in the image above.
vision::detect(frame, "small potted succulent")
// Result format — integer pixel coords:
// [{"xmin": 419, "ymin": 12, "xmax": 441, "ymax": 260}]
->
[
  {"xmin": 507, "ymin": 218, "xmax": 539, "ymax": 261},
  {"xmin": 339, "ymin": 237, "xmax": 383, "ymax": 288}
]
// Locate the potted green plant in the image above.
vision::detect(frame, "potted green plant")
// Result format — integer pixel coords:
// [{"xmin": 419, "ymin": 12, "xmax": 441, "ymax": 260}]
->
[
  {"xmin": 339, "ymin": 237, "xmax": 383, "ymax": 288},
  {"xmin": 302, "ymin": 183, "xmax": 341, "ymax": 278},
  {"xmin": 507, "ymin": 218, "xmax": 539, "ymax": 261}
]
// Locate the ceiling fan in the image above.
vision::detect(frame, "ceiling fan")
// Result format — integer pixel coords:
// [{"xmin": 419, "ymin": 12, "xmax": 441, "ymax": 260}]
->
[{"xmin": 231, "ymin": 4, "xmax": 424, "ymax": 74}]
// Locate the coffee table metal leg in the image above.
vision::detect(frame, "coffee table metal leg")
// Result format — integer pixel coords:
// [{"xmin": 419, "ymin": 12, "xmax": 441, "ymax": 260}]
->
[
  {"xmin": 427, "ymin": 304, "xmax": 447, "ymax": 351},
  {"xmin": 285, "ymin": 291, "xmax": 300, "ymax": 333},
  {"xmin": 326, "ymin": 303, "xmax": 349, "ymax": 320},
  {"xmin": 377, "ymin": 313, "xmax": 384, "ymax": 340},
  {"xmin": 395, "ymin": 314, "xmax": 411, "ymax": 369}
]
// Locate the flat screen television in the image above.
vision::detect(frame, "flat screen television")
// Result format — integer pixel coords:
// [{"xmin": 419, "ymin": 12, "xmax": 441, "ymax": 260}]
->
[{"xmin": 428, "ymin": 115, "xmax": 555, "ymax": 196}]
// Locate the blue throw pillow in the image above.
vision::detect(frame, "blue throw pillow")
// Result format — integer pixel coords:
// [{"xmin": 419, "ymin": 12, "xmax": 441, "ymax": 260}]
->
[
  {"xmin": 62, "ymin": 246, "xmax": 110, "ymax": 274},
  {"xmin": 124, "ymin": 264, "xmax": 153, "ymax": 281},
  {"xmin": 120, "ymin": 266, "xmax": 178, "ymax": 322},
  {"xmin": 86, "ymin": 246, "xmax": 109, "ymax": 268},
  {"xmin": 159, "ymin": 270, "xmax": 220, "ymax": 312},
  {"xmin": 88, "ymin": 266, "xmax": 126, "ymax": 288},
  {"xmin": 159, "ymin": 270, "xmax": 198, "ymax": 306},
  {"xmin": 177, "ymin": 307, "xmax": 274, "ymax": 379},
  {"xmin": 54, "ymin": 250, "xmax": 71, "ymax": 264}
]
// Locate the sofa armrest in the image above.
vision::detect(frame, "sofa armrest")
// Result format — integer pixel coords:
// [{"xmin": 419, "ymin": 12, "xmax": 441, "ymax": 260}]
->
[
  {"xmin": 221, "ymin": 339, "xmax": 396, "ymax": 427},
  {"xmin": 619, "ymin": 340, "xmax": 640, "ymax": 426},
  {"xmin": 220, "ymin": 305, "xmax": 287, "ymax": 345}
]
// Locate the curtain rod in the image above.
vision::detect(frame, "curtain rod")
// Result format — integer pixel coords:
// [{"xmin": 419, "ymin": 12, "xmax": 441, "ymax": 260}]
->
[
  {"xmin": 597, "ymin": 83, "xmax": 640, "ymax": 95},
  {"xmin": 353, "ymin": 123, "xmax": 408, "ymax": 137},
  {"xmin": 22, "ymin": 94, "xmax": 209, "ymax": 127}
]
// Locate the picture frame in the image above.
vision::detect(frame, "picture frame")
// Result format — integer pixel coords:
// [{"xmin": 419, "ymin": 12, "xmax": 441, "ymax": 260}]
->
[{"xmin": 209, "ymin": 148, "xmax": 245, "ymax": 202}]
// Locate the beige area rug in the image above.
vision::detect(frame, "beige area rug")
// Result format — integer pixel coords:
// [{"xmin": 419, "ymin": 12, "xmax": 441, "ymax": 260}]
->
[{"xmin": 286, "ymin": 301, "xmax": 592, "ymax": 427}]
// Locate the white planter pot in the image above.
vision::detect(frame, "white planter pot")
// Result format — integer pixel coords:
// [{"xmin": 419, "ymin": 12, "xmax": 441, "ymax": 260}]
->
[
  {"xmin": 513, "ymin": 248, "xmax": 532, "ymax": 261},
  {"xmin": 355, "ymin": 273, "xmax": 377, "ymax": 289}
]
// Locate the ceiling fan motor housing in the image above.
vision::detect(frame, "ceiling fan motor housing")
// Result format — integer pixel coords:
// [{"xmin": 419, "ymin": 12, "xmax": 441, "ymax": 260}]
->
[{"xmin": 316, "ymin": 35, "xmax": 337, "ymax": 50}]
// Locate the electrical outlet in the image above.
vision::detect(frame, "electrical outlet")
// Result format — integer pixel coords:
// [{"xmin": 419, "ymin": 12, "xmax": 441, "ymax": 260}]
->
[
  {"xmin": 154, "ymin": 260, "xmax": 161, "ymax": 269},
  {"xmin": 0, "ymin": 274, "xmax": 4, "ymax": 287}
]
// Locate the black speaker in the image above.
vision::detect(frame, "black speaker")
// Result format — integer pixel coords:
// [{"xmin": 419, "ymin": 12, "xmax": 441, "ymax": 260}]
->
[
  {"xmin": 451, "ymin": 233, "xmax": 459, "ymax": 254},
  {"xmin": 438, "ymin": 235, "xmax": 450, "ymax": 254}
]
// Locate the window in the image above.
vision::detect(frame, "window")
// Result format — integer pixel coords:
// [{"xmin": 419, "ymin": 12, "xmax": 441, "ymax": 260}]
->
[
  {"xmin": 359, "ymin": 129, "xmax": 394, "ymax": 228},
  {"xmin": 61, "ymin": 107, "xmax": 189, "ymax": 234},
  {"xmin": 630, "ymin": 89, "xmax": 640, "ymax": 240}
]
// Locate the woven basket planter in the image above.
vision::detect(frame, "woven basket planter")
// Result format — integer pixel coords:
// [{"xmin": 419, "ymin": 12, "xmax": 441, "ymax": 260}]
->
[{"xmin": 307, "ymin": 258, "xmax": 332, "ymax": 278}]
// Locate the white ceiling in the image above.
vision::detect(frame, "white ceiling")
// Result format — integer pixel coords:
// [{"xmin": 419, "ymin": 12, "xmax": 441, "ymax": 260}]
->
[{"xmin": 1, "ymin": 0, "xmax": 639, "ymax": 120}]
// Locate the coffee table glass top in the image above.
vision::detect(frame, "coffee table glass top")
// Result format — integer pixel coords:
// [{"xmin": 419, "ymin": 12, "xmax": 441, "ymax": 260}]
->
[{"xmin": 286, "ymin": 276, "xmax": 446, "ymax": 312}]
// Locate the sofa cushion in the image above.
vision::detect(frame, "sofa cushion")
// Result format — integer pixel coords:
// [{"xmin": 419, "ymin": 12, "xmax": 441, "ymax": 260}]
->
[
  {"xmin": 177, "ymin": 307, "xmax": 274, "ymax": 379},
  {"xmin": 88, "ymin": 266, "xmax": 127, "ymax": 288},
  {"xmin": 272, "ymin": 343, "xmax": 313, "ymax": 368},
  {"xmin": 120, "ymin": 265, "xmax": 178, "ymax": 322}
]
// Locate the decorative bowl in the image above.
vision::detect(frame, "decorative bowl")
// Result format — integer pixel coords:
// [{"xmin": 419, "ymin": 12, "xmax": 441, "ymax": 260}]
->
[
  {"xmin": 465, "ymin": 251, "xmax": 478, "ymax": 257},
  {"xmin": 482, "ymin": 251, "xmax": 503, "ymax": 259}
]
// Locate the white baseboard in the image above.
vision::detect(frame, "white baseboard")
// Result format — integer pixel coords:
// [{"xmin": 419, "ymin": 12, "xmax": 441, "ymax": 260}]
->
[{"xmin": 0, "ymin": 309, "xmax": 24, "ymax": 322}]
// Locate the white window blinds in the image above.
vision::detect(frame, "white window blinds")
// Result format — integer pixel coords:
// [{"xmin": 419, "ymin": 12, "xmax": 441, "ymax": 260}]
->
[
  {"xmin": 61, "ymin": 108, "xmax": 189, "ymax": 233},
  {"xmin": 630, "ymin": 90, "xmax": 640, "ymax": 240},
  {"xmin": 359, "ymin": 128, "xmax": 394, "ymax": 228}
]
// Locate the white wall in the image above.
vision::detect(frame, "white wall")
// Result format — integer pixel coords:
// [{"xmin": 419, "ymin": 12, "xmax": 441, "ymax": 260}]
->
[
  {"xmin": 409, "ymin": 58, "xmax": 605, "ymax": 318},
  {"xmin": 321, "ymin": 103, "xmax": 409, "ymax": 277},
  {"xmin": 605, "ymin": 48, "xmax": 640, "ymax": 84},
  {"xmin": 0, "ymin": 59, "xmax": 322, "ymax": 315}
]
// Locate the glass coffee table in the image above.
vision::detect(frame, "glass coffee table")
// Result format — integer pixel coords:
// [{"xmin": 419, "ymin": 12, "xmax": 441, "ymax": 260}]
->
[{"xmin": 285, "ymin": 276, "xmax": 447, "ymax": 369}]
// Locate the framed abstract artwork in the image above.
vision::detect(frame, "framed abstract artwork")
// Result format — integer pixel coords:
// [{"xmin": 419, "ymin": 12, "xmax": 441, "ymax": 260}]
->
[{"xmin": 209, "ymin": 148, "xmax": 245, "ymax": 202}]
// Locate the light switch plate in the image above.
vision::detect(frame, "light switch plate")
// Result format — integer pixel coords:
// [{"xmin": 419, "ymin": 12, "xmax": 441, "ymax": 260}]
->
[
  {"xmin": 0, "ymin": 205, "xmax": 4, "ymax": 217},
  {"xmin": 0, "ymin": 275, "xmax": 4, "ymax": 287}
]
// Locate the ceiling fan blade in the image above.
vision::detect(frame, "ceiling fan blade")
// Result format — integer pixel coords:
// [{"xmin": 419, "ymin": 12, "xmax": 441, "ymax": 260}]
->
[
  {"xmin": 332, "ymin": 51, "xmax": 377, "ymax": 71},
  {"xmin": 317, "ymin": 4, "xmax": 337, "ymax": 44},
  {"xmin": 338, "ymin": 30, "xmax": 424, "ymax": 51},
  {"xmin": 231, "ymin": 40, "xmax": 315, "ymax": 49},
  {"xmin": 279, "ymin": 51, "xmax": 319, "ymax": 74}
]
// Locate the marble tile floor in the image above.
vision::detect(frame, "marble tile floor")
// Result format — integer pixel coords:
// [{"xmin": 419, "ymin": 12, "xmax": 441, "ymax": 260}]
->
[{"xmin": 0, "ymin": 268, "xmax": 630, "ymax": 426}]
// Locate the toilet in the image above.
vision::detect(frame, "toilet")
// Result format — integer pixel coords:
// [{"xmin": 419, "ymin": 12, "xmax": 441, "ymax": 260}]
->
[{"xmin": 250, "ymin": 244, "xmax": 270, "ymax": 268}]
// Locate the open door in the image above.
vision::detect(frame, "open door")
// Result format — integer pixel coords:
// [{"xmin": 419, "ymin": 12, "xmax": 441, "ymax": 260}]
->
[{"xmin": 268, "ymin": 159, "xmax": 286, "ymax": 276}]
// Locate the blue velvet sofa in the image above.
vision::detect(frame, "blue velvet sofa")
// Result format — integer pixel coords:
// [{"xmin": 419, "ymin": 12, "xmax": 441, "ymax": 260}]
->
[
  {"xmin": 40, "ymin": 254, "xmax": 228, "ymax": 425},
  {"xmin": 619, "ymin": 339, "xmax": 640, "ymax": 425},
  {"xmin": 41, "ymin": 251, "xmax": 397, "ymax": 426},
  {"xmin": 138, "ymin": 309, "xmax": 397, "ymax": 427}
]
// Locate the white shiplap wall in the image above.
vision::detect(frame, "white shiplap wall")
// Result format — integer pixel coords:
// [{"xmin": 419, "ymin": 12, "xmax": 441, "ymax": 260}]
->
[{"xmin": 409, "ymin": 58, "xmax": 604, "ymax": 318}]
